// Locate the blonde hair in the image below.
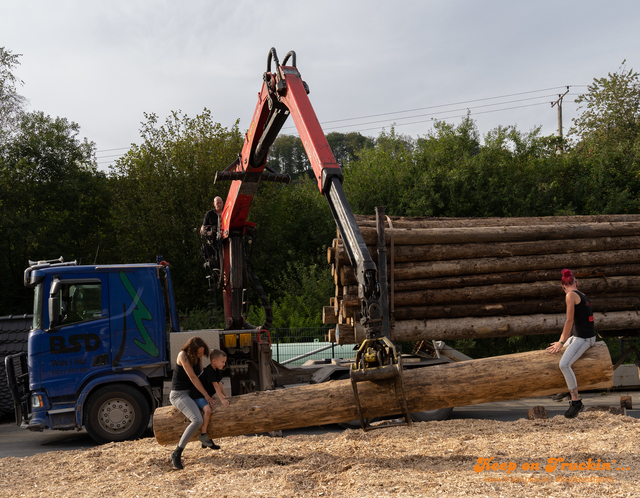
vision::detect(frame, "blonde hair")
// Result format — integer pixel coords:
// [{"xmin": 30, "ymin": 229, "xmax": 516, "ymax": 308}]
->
[{"xmin": 210, "ymin": 349, "xmax": 227, "ymax": 361}]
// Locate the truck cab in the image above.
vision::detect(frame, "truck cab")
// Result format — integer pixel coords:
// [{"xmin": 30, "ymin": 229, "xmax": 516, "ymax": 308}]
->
[{"xmin": 7, "ymin": 258, "xmax": 178, "ymax": 443}]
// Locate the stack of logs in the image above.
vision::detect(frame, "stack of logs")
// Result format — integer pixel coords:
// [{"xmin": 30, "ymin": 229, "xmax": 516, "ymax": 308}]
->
[{"xmin": 324, "ymin": 213, "xmax": 640, "ymax": 345}]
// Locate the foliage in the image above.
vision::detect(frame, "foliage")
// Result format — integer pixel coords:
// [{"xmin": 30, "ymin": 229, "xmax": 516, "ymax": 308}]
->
[
  {"xmin": 0, "ymin": 46, "xmax": 26, "ymax": 138},
  {"xmin": 326, "ymin": 131, "xmax": 374, "ymax": 166},
  {"xmin": 265, "ymin": 134, "xmax": 310, "ymax": 175},
  {"xmin": 268, "ymin": 258, "xmax": 334, "ymax": 328},
  {"xmin": 0, "ymin": 111, "xmax": 107, "ymax": 313},
  {"xmin": 107, "ymin": 110, "xmax": 243, "ymax": 310},
  {"xmin": 570, "ymin": 61, "xmax": 640, "ymax": 150}
]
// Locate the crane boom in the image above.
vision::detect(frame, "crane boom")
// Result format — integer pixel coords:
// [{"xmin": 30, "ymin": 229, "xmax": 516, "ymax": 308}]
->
[{"xmin": 215, "ymin": 48, "xmax": 382, "ymax": 339}]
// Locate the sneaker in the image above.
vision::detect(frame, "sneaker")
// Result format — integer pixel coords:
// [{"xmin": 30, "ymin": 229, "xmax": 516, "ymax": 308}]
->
[
  {"xmin": 564, "ymin": 400, "xmax": 585, "ymax": 419},
  {"xmin": 198, "ymin": 434, "xmax": 214, "ymax": 448},
  {"xmin": 202, "ymin": 441, "xmax": 221, "ymax": 450}
]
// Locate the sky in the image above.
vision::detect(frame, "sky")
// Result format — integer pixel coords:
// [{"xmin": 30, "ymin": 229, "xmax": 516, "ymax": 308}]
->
[{"xmin": 2, "ymin": 0, "xmax": 640, "ymax": 171}]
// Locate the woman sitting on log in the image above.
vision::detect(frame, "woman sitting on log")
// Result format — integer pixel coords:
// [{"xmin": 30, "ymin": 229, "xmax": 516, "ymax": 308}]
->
[
  {"xmin": 546, "ymin": 268, "xmax": 597, "ymax": 418},
  {"xmin": 169, "ymin": 337, "xmax": 216, "ymax": 470}
]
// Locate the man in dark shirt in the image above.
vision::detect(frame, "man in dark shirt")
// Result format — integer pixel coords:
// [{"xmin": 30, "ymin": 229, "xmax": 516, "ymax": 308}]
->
[
  {"xmin": 200, "ymin": 196, "xmax": 224, "ymax": 236},
  {"xmin": 200, "ymin": 196, "xmax": 224, "ymax": 266},
  {"xmin": 190, "ymin": 349, "xmax": 229, "ymax": 449}
]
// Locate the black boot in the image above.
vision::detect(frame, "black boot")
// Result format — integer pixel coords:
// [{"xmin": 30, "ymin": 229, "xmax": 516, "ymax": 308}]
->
[
  {"xmin": 564, "ymin": 399, "xmax": 584, "ymax": 419},
  {"xmin": 170, "ymin": 446, "xmax": 184, "ymax": 470}
]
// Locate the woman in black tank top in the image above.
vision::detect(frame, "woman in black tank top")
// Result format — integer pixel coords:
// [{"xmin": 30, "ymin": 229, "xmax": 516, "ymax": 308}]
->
[
  {"xmin": 546, "ymin": 269, "xmax": 596, "ymax": 419},
  {"xmin": 168, "ymin": 337, "xmax": 213, "ymax": 469}
]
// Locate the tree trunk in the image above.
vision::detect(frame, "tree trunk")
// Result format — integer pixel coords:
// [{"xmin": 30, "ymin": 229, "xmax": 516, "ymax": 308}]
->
[
  {"xmin": 342, "ymin": 277, "xmax": 640, "ymax": 308},
  {"xmin": 334, "ymin": 311, "xmax": 640, "ymax": 344},
  {"xmin": 153, "ymin": 342, "xmax": 613, "ymax": 445},
  {"xmin": 358, "ymin": 221, "xmax": 640, "ymax": 245},
  {"xmin": 394, "ymin": 310, "xmax": 640, "ymax": 342},
  {"xmin": 333, "ymin": 236, "xmax": 640, "ymax": 264},
  {"xmin": 383, "ymin": 250, "xmax": 640, "ymax": 280},
  {"xmin": 354, "ymin": 213, "xmax": 640, "ymax": 229},
  {"xmin": 389, "ymin": 295, "xmax": 640, "ymax": 320},
  {"xmin": 338, "ymin": 264, "xmax": 640, "ymax": 288}
]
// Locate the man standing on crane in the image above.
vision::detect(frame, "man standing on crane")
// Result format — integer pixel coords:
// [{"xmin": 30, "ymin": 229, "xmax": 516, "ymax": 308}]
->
[
  {"xmin": 200, "ymin": 196, "xmax": 224, "ymax": 236},
  {"xmin": 200, "ymin": 196, "xmax": 224, "ymax": 267}
]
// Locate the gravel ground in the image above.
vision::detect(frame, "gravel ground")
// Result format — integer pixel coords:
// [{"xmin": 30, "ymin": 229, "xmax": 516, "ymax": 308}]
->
[{"xmin": 0, "ymin": 411, "xmax": 638, "ymax": 498}]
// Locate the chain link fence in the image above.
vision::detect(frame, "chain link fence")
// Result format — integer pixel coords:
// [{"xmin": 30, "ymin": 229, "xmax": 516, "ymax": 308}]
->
[{"xmin": 270, "ymin": 327, "xmax": 357, "ymax": 366}]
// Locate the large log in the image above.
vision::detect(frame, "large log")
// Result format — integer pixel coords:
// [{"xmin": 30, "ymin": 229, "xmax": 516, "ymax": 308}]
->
[
  {"xmin": 390, "ymin": 249, "xmax": 640, "ymax": 280},
  {"xmin": 359, "ymin": 221, "xmax": 640, "ymax": 245},
  {"xmin": 389, "ymin": 295, "xmax": 640, "ymax": 321},
  {"xmin": 332, "ymin": 236, "xmax": 640, "ymax": 264},
  {"xmin": 338, "ymin": 264, "xmax": 640, "ymax": 288},
  {"xmin": 354, "ymin": 213, "xmax": 640, "ymax": 229},
  {"xmin": 334, "ymin": 311, "xmax": 640, "ymax": 344},
  {"xmin": 389, "ymin": 276, "xmax": 640, "ymax": 307},
  {"xmin": 339, "ymin": 276, "xmax": 640, "ymax": 309},
  {"xmin": 153, "ymin": 342, "xmax": 613, "ymax": 445}
]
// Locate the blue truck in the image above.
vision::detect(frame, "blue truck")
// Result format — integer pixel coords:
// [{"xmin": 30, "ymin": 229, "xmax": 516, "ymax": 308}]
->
[{"xmin": 4, "ymin": 257, "xmax": 286, "ymax": 444}]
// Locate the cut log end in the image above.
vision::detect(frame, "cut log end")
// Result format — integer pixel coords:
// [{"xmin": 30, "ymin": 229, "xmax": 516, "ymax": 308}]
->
[{"xmin": 527, "ymin": 405, "xmax": 548, "ymax": 420}]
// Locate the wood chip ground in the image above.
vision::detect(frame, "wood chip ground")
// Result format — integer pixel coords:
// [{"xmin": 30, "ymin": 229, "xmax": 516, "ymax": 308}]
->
[{"xmin": 1, "ymin": 412, "xmax": 638, "ymax": 497}]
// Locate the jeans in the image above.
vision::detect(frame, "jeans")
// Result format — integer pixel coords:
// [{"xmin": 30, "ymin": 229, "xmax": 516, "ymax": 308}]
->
[
  {"xmin": 169, "ymin": 390, "xmax": 203, "ymax": 449},
  {"xmin": 558, "ymin": 335, "xmax": 597, "ymax": 391}
]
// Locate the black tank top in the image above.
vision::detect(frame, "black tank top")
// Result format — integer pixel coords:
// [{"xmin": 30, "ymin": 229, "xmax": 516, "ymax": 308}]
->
[
  {"xmin": 572, "ymin": 290, "xmax": 595, "ymax": 338},
  {"xmin": 171, "ymin": 359, "xmax": 201, "ymax": 391}
]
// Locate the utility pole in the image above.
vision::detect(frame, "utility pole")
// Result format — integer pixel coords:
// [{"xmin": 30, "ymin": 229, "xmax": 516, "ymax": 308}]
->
[{"xmin": 551, "ymin": 86, "xmax": 570, "ymax": 153}]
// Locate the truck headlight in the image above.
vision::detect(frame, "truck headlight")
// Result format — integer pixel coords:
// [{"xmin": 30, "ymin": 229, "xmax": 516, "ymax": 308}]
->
[{"xmin": 31, "ymin": 394, "xmax": 44, "ymax": 409}]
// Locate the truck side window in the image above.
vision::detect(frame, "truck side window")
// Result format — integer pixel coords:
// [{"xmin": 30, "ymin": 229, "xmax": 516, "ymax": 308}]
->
[{"xmin": 56, "ymin": 283, "xmax": 102, "ymax": 326}]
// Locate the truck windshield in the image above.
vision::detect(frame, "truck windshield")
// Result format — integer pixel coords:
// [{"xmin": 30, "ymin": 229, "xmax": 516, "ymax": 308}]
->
[{"xmin": 33, "ymin": 282, "xmax": 44, "ymax": 330}]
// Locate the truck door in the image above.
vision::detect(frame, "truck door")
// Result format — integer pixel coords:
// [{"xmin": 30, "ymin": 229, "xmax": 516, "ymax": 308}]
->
[
  {"xmin": 42, "ymin": 276, "xmax": 110, "ymax": 399},
  {"xmin": 108, "ymin": 268, "xmax": 165, "ymax": 368}
]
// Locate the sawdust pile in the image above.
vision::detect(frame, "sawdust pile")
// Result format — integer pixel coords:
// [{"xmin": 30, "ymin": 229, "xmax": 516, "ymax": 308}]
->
[{"xmin": 0, "ymin": 412, "xmax": 638, "ymax": 498}]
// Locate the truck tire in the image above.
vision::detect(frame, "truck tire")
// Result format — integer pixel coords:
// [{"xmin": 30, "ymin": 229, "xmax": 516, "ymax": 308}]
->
[
  {"xmin": 84, "ymin": 384, "xmax": 150, "ymax": 444},
  {"xmin": 410, "ymin": 407, "xmax": 454, "ymax": 422}
]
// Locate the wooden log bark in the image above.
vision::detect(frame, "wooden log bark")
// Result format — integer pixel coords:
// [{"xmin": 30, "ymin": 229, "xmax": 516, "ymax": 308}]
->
[
  {"xmin": 338, "ymin": 256, "xmax": 640, "ymax": 291},
  {"xmin": 358, "ymin": 221, "xmax": 640, "ymax": 245},
  {"xmin": 153, "ymin": 342, "xmax": 613, "ymax": 445},
  {"xmin": 339, "ymin": 264, "xmax": 640, "ymax": 288},
  {"xmin": 389, "ymin": 295, "xmax": 640, "ymax": 321},
  {"xmin": 395, "ymin": 276, "xmax": 640, "ymax": 306},
  {"xmin": 354, "ymin": 213, "xmax": 640, "ymax": 229},
  {"xmin": 393, "ymin": 310, "xmax": 640, "ymax": 342},
  {"xmin": 334, "ymin": 311, "xmax": 640, "ymax": 344},
  {"xmin": 332, "ymin": 236, "xmax": 640, "ymax": 264},
  {"xmin": 340, "ymin": 276, "xmax": 640, "ymax": 309},
  {"xmin": 322, "ymin": 306, "xmax": 337, "ymax": 324},
  {"xmin": 391, "ymin": 249, "xmax": 640, "ymax": 280}
]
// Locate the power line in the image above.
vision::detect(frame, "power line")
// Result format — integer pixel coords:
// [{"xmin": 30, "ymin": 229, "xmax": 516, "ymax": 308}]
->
[
  {"xmin": 94, "ymin": 85, "xmax": 583, "ymax": 162},
  {"xmin": 319, "ymin": 86, "xmax": 573, "ymax": 125}
]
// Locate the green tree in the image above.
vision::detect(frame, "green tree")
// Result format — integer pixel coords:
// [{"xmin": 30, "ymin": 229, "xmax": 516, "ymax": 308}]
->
[
  {"xmin": 570, "ymin": 61, "xmax": 640, "ymax": 150},
  {"xmin": 326, "ymin": 131, "xmax": 374, "ymax": 166},
  {"xmin": 568, "ymin": 62, "xmax": 640, "ymax": 214},
  {"xmin": 0, "ymin": 111, "xmax": 108, "ymax": 314},
  {"xmin": 342, "ymin": 128, "xmax": 415, "ymax": 216},
  {"xmin": 0, "ymin": 47, "xmax": 27, "ymax": 141},
  {"xmin": 265, "ymin": 134, "xmax": 310, "ymax": 175},
  {"xmin": 107, "ymin": 110, "xmax": 243, "ymax": 311}
]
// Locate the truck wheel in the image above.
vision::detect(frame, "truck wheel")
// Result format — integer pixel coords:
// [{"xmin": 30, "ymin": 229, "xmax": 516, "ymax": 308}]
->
[
  {"xmin": 84, "ymin": 385, "xmax": 150, "ymax": 444},
  {"xmin": 410, "ymin": 407, "xmax": 454, "ymax": 422}
]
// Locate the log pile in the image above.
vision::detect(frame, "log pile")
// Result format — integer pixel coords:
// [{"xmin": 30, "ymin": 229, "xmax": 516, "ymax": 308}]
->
[{"xmin": 325, "ymin": 213, "xmax": 640, "ymax": 344}]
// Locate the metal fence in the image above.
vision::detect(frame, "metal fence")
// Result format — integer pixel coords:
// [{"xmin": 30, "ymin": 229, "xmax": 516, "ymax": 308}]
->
[{"xmin": 270, "ymin": 327, "xmax": 357, "ymax": 366}]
